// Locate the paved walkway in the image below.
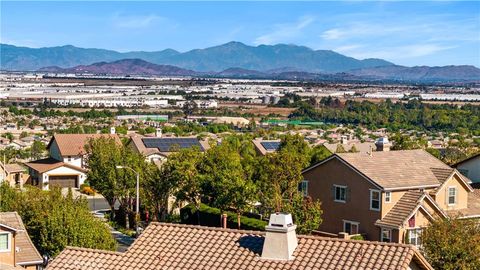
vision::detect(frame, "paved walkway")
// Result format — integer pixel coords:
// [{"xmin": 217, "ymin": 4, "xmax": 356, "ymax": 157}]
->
[{"xmin": 92, "ymin": 210, "xmax": 135, "ymax": 252}]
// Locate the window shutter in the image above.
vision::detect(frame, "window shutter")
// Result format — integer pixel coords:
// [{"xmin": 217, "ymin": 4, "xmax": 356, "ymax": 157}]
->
[
  {"xmin": 331, "ymin": 185, "xmax": 335, "ymax": 199},
  {"xmin": 346, "ymin": 187, "xmax": 351, "ymax": 202}
]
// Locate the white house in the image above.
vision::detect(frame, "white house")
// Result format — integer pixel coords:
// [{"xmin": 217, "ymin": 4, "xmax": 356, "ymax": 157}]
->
[{"xmin": 25, "ymin": 133, "xmax": 120, "ymax": 190}]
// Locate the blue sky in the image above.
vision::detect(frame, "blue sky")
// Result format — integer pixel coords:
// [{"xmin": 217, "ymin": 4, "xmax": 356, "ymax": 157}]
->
[{"xmin": 1, "ymin": 1, "xmax": 479, "ymax": 66}]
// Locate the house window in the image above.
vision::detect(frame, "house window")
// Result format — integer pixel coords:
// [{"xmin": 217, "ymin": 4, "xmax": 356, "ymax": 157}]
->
[
  {"xmin": 68, "ymin": 156, "xmax": 72, "ymax": 162},
  {"xmin": 448, "ymin": 187, "xmax": 457, "ymax": 205},
  {"xmin": 370, "ymin": 190, "xmax": 381, "ymax": 211},
  {"xmin": 408, "ymin": 228, "xmax": 423, "ymax": 248},
  {"xmin": 381, "ymin": 228, "xmax": 391, "ymax": 242},
  {"xmin": 298, "ymin": 180, "xmax": 309, "ymax": 197},
  {"xmin": 0, "ymin": 233, "xmax": 10, "ymax": 252},
  {"xmin": 385, "ymin": 192, "xmax": 392, "ymax": 203},
  {"xmin": 343, "ymin": 220, "xmax": 359, "ymax": 235},
  {"xmin": 334, "ymin": 185, "xmax": 347, "ymax": 203}
]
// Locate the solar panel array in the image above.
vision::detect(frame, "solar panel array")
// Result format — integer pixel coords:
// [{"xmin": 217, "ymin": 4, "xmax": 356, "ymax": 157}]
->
[
  {"xmin": 260, "ymin": 141, "xmax": 281, "ymax": 151},
  {"xmin": 142, "ymin": 138, "xmax": 204, "ymax": 152}
]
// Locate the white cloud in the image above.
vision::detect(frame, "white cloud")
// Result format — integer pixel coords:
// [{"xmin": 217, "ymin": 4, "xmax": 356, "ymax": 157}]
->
[
  {"xmin": 254, "ymin": 15, "xmax": 315, "ymax": 45},
  {"xmin": 342, "ymin": 44, "xmax": 456, "ymax": 60},
  {"xmin": 112, "ymin": 13, "xmax": 163, "ymax": 29},
  {"xmin": 321, "ymin": 29, "xmax": 344, "ymax": 40}
]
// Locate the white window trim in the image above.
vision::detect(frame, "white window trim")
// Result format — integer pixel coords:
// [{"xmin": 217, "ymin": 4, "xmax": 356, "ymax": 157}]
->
[
  {"xmin": 385, "ymin": 191, "xmax": 392, "ymax": 203},
  {"xmin": 407, "ymin": 227, "xmax": 423, "ymax": 248},
  {"xmin": 447, "ymin": 186, "xmax": 457, "ymax": 206},
  {"xmin": 0, "ymin": 232, "xmax": 11, "ymax": 252},
  {"xmin": 381, "ymin": 228, "xmax": 392, "ymax": 242},
  {"xmin": 343, "ymin": 220, "xmax": 360, "ymax": 234},
  {"xmin": 334, "ymin": 185, "xmax": 347, "ymax": 203},
  {"xmin": 370, "ymin": 189, "xmax": 381, "ymax": 211}
]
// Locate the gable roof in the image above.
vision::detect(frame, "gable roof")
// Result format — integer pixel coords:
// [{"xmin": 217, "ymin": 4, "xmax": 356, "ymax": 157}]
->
[
  {"xmin": 453, "ymin": 152, "xmax": 480, "ymax": 167},
  {"xmin": 47, "ymin": 133, "xmax": 121, "ymax": 156},
  {"xmin": 47, "ymin": 222, "xmax": 433, "ymax": 270},
  {"xmin": 375, "ymin": 191, "xmax": 446, "ymax": 229},
  {"xmin": 130, "ymin": 135, "xmax": 207, "ymax": 156},
  {"xmin": 0, "ymin": 212, "xmax": 43, "ymax": 266},
  {"xmin": 24, "ymin": 158, "xmax": 87, "ymax": 174},
  {"xmin": 308, "ymin": 150, "xmax": 452, "ymax": 190}
]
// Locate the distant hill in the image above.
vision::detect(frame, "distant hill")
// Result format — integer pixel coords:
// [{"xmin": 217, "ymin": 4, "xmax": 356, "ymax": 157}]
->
[
  {"xmin": 348, "ymin": 65, "xmax": 480, "ymax": 81},
  {"xmin": 37, "ymin": 58, "xmax": 480, "ymax": 82},
  {"xmin": 39, "ymin": 59, "xmax": 196, "ymax": 76},
  {"xmin": 1, "ymin": 42, "xmax": 393, "ymax": 73}
]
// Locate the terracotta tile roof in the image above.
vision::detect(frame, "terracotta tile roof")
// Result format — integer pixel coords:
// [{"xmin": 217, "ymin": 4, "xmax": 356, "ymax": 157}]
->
[
  {"xmin": 336, "ymin": 150, "xmax": 451, "ymax": 190},
  {"xmin": 24, "ymin": 158, "xmax": 87, "ymax": 174},
  {"xmin": 47, "ymin": 222, "xmax": 432, "ymax": 270},
  {"xmin": 324, "ymin": 142, "xmax": 376, "ymax": 154},
  {"xmin": 375, "ymin": 191, "xmax": 424, "ymax": 228},
  {"xmin": 0, "ymin": 212, "xmax": 43, "ymax": 266},
  {"xmin": 48, "ymin": 133, "xmax": 121, "ymax": 156}
]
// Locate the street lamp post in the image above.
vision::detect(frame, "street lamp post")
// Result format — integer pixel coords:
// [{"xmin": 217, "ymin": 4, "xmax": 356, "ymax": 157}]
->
[{"xmin": 116, "ymin": 165, "xmax": 140, "ymax": 235}]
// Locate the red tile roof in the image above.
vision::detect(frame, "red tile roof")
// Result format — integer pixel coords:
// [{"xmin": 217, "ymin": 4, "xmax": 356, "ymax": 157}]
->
[
  {"xmin": 47, "ymin": 222, "xmax": 433, "ymax": 270},
  {"xmin": 24, "ymin": 158, "xmax": 87, "ymax": 174},
  {"xmin": 48, "ymin": 133, "xmax": 121, "ymax": 156}
]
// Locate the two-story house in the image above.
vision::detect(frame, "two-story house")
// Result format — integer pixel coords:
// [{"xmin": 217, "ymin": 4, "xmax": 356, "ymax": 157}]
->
[
  {"xmin": 0, "ymin": 212, "xmax": 43, "ymax": 269},
  {"xmin": 454, "ymin": 152, "xmax": 480, "ymax": 186},
  {"xmin": 302, "ymin": 148, "xmax": 479, "ymax": 246},
  {"xmin": 24, "ymin": 133, "xmax": 120, "ymax": 190}
]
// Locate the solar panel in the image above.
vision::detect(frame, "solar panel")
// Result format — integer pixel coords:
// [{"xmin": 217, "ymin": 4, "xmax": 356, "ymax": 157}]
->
[
  {"xmin": 260, "ymin": 141, "xmax": 281, "ymax": 151},
  {"xmin": 142, "ymin": 138, "xmax": 204, "ymax": 152}
]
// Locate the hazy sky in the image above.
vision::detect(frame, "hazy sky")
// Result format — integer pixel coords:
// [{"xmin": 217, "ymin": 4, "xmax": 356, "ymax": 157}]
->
[{"xmin": 1, "ymin": 1, "xmax": 479, "ymax": 67}]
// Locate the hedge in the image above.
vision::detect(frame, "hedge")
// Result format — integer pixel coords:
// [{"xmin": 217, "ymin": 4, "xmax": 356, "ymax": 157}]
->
[{"xmin": 180, "ymin": 203, "xmax": 267, "ymax": 231}]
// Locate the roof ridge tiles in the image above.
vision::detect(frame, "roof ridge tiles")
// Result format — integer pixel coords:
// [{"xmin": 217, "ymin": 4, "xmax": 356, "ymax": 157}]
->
[{"xmin": 149, "ymin": 222, "xmax": 417, "ymax": 249}]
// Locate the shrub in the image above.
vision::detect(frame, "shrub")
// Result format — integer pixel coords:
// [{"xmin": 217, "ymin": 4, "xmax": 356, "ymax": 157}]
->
[
  {"xmin": 180, "ymin": 203, "xmax": 267, "ymax": 231},
  {"xmin": 80, "ymin": 185, "xmax": 96, "ymax": 196}
]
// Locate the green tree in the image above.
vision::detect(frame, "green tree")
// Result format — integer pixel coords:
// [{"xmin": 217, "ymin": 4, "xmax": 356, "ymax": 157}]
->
[
  {"xmin": 0, "ymin": 184, "xmax": 116, "ymax": 257},
  {"xmin": 422, "ymin": 217, "xmax": 480, "ymax": 270},
  {"xmin": 30, "ymin": 140, "xmax": 46, "ymax": 160},
  {"xmin": 85, "ymin": 137, "xmax": 124, "ymax": 221}
]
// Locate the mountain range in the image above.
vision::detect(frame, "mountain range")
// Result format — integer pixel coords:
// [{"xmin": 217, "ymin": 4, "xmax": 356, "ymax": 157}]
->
[
  {"xmin": 1, "ymin": 42, "xmax": 392, "ymax": 73},
  {"xmin": 2, "ymin": 42, "xmax": 480, "ymax": 81}
]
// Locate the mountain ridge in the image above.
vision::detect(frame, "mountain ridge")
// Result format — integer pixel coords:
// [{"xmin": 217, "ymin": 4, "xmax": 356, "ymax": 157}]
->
[
  {"xmin": 1, "ymin": 42, "xmax": 393, "ymax": 73},
  {"xmin": 37, "ymin": 58, "xmax": 480, "ymax": 82}
]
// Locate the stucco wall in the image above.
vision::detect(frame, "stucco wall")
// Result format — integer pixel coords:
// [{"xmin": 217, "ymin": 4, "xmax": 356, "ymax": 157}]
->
[
  {"xmin": 0, "ymin": 228, "xmax": 14, "ymax": 266},
  {"xmin": 303, "ymin": 157, "xmax": 382, "ymax": 241},
  {"xmin": 41, "ymin": 166, "xmax": 86, "ymax": 190},
  {"xmin": 63, "ymin": 155, "xmax": 82, "ymax": 168},
  {"xmin": 49, "ymin": 140, "xmax": 62, "ymax": 161},
  {"xmin": 433, "ymin": 174, "xmax": 469, "ymax": 211},
  {"xmin": 457, "ymin": 157, "xmax": 480, "ymax": 183}
]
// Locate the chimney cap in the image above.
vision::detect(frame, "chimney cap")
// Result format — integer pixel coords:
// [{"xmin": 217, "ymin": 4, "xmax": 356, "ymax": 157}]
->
[{"xmin": 266, "ymin": 213, "xmax": 296, "ymax": 232}]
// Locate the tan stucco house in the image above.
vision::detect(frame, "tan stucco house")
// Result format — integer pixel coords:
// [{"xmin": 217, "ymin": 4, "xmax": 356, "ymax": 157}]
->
[
  {"xmin": 302, "ymin": 149, "xmax": 479, "ymax": 247},
  {"xmin": 0, "ymin": 212, "xmax": 43, "ymax": 269}
]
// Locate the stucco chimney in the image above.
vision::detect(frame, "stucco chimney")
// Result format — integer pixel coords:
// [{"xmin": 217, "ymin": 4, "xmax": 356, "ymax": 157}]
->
[
  {"xmin": 110, "ymin": 127, "xmax": 116, "ymax": 134},
  {"xmin": 261, "ymin": 213, "xmax": 298, "ymax": 260},
  {"xmin": 375, "ymin": 137, "xmax": 391, "ymax": 152},
  {"xmin": 155, "ymin": 128, "xmax": 162, "ymax": 137}
]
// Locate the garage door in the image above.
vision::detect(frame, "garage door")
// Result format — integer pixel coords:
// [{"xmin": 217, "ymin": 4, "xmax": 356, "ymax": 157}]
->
[{"xmin": 49, "ymin": 175, "xmax": 78, "ymax": 188}]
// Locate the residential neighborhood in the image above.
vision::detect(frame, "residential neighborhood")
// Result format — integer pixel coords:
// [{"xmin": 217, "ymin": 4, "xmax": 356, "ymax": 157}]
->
[{"xmin": 2, "ymin": 1, "xmax": 480, "ymax": 269}]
